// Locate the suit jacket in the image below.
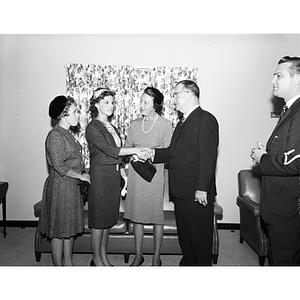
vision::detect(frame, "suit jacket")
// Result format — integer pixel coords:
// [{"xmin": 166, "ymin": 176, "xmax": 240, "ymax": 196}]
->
[
  {"xmin": 85, "ymin": 119, "xmax": 122, "ymax": 167},
  {"xmin": 260, "ymin": 97, "xmax": 300, "ymax": 226},
  {"xmin": 154, "ymin": 106, "xmax": 219, "ymax": 200}
]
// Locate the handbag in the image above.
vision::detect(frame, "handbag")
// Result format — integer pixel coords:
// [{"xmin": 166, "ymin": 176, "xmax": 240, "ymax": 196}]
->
[
  {"xmin": 131, "ymin": 159, "xmax": 157, "ymax": 182},
  {"xmin": 78, "ymin": 171, "xmax": 90, "ymax": 204},
  {"xmin": 78, "ymin": 181, "xmax": 90, "ymax": 204}
]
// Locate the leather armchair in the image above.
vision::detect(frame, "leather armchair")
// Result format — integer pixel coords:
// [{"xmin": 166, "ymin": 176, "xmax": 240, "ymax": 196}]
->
[
  {"xmin": 236, "ymin": 169, "xmax": 268, "ymax": 266},
  {"xmin": 0, "ymin": 182, "xmax": 9, "ymax": 238}
]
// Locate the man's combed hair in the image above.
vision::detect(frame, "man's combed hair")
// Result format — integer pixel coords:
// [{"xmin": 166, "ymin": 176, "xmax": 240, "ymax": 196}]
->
[
  {"xmin": 176, "ymin": 80, "xmax": 200, "ymax": 98},
  {"xmin": 278, "ymin": 56, "xmax": 300, "ymax": 76}
]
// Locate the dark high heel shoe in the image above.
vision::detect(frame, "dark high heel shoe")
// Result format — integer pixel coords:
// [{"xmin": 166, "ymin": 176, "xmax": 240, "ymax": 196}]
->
[
  {"xmin": 130, "ymin": 256, "xmax": 144, "ymax": 266},
  {"xmin": 138, "ymin": 256, "xmax": 145, "ymax": 266},
  {"xmin": 90, "ymin": 259, "xmax": 96, "ymax": 266},
  {"xmin": 152, "ymin": 259, "xmax": 162, "ymax": 266}
]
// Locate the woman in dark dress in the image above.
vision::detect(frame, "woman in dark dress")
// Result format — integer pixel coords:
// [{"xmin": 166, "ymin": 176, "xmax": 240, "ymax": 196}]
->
[
  {"xmin": 40, "ymin": 95, "xmax": 90, "ymax": 266},
  {"xmin": 86, "ymin": 88, "xmax": 146, "ymax": 267}
]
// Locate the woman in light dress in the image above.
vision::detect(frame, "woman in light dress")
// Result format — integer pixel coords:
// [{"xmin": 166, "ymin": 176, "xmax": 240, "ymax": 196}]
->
[{"xmin": 124, "ymin": 87, "xmax": 173, "ymax": 266}]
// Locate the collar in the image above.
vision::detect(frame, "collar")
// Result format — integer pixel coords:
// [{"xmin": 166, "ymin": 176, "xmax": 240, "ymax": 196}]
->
[
  {"xmin": 285, "ymin": 93, "xmax": 300, "ymax": 109},
  {"xmin": 183, "ymin": 105, "xmax": 199, "ymax": 120}
]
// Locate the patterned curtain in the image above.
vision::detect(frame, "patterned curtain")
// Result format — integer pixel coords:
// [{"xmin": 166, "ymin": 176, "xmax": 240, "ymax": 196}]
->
[{"xmin": 65, "ymin": 64, "xmax": 198, "ymax": 167}]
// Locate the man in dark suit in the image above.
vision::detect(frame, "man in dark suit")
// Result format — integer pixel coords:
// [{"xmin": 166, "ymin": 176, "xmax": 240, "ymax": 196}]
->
[
  {"xmin": 251, "ymin": 56, "xmax": 300, "ymax": 265},
  {"xmin": 143, "ymin": 80, "xmax": 219, "ymax": 266}
]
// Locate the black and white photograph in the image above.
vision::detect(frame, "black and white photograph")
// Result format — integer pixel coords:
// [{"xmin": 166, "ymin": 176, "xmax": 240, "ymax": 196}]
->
[{"xmin": 1, "ymin": 1, "xmax": 299, "ymax": 299}]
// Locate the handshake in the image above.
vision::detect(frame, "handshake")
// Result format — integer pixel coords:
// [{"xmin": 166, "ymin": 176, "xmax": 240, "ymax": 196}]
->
[{"xmin": 132, "ymin": 147, "xmax": 155, "ymax": 162}]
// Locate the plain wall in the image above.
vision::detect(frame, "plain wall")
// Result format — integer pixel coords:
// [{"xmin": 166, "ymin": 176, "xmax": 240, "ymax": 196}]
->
[{"xmin": 1, "ymin": 34, "xmax": 299, "ymax": 222}]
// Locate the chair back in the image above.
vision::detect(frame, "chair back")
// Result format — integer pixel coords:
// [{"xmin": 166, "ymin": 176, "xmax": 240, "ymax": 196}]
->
[
  {"xmin": 0, "ymin": 182, "xmax": 9, "ymax": 205},
  {"xmin": 238, "ymin": 170, "xmax": 262, "ymax": 204}
]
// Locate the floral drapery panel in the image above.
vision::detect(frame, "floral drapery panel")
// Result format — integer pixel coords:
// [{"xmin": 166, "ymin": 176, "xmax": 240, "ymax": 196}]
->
[{"xmin": 65, "ymin": 64, "xmax": 198, "ymax": 167}]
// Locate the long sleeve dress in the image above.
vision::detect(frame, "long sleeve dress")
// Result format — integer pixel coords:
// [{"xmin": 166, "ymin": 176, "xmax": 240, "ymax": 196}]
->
[
  {"xmin": 86, "ymin": 119, "xmax": 122, "ymax": 229},
  {"xmin": 40, "ymin": 125, "xmax": 85, "ymax": 239}
]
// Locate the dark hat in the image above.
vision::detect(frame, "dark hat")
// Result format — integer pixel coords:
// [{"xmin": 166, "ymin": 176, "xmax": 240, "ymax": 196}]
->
[{"xmin": 49, "ymin": 95, "xmax": 68, "ymax": 119}]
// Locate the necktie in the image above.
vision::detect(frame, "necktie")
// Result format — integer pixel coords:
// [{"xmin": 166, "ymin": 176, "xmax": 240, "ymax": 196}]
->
[
  {"xmin": 278, "ymin": 105, "xmax": 288, "ymax": 122},
  {"xmin": 179, "ymin": 117, "xmax": 185, "ymax": 127}
]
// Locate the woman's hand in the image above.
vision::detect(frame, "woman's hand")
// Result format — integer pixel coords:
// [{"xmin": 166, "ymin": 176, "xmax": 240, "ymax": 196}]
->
[
  {"xmin": 134, "ymin": 148, "xmax": 152, "ymax": 161},
  {"xmin": 80, "ymin": 173, "xmax": 91, "ymax": 184}
]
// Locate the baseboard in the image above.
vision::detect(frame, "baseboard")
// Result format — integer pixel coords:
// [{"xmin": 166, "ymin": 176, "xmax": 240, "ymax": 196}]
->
[
  {"xmin": 0, "ymin": 220, "xmax": 240, "ymax": 230},
  {"xmin": 0, "ymin": 220, "xmax": 38, "ymax": 227},
  {"xmin": 218, "ymin": 223, "xmax": 240, "ymax": 230}
]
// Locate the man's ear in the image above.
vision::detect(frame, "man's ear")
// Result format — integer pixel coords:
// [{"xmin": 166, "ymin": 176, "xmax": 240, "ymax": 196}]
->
[
  {"xmin": 294, "ymin": 73, "xmax": 300, "ymax": 86},
  {"xmin": 187, "ymin": 91, "xmax": 193, "ymax": 102}
]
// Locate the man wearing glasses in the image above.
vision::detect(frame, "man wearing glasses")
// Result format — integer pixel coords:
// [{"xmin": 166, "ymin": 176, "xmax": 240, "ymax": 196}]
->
[{"xmin": 144, "ymin": 80, "xmax": 219, "ymax": 266}]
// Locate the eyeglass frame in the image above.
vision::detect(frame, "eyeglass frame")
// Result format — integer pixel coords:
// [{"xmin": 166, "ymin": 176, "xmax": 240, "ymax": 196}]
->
[{"xmin": 172, "ymin": 90, "xmax": 190, "ymax": 99}]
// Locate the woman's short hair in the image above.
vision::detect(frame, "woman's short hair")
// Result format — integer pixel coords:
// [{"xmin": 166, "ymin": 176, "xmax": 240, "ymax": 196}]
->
[
  {"xmin": 89, "ymin": 88, "xmax": 115, "ymax": 119},
  {"xmin": 143, "ymin": 87, "xmax": 164, "ymax": 115},
  {"xmin": 59, "ymin": 97, "xmax": 76, "ymax": 120}
]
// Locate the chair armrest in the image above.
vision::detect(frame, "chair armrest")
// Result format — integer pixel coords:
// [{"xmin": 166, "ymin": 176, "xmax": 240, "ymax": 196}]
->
[
  {"xmin": 34, "ymin": 200, "xmax": 42, "ymax": 218},
  {"xmin": 236, "ymin": 195, "xmax": 260, "ymax": 217},
  {"xmin": 214, "ymin": 202, "xmax": 223, "ymax": 220}
]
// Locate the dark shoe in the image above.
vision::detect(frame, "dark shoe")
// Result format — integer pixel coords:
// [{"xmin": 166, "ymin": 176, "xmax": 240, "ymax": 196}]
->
[
  {"xmin": 138, "ymin": 256, "xmax": 145, "ymax": 266},
  {"xmin": 152, "ymin": 259, "xmax": 162, "ymax": 266},
  {"xmin": 130, "ymin": 256, "xmax": 144, "ymax": 266},
  {"xmin": 179, "ymin": 256, "xmax": 191, "ymax": 266},
  {"xmin": 90, "ymin": 259, "xmax": 96, "ymax": 266}
]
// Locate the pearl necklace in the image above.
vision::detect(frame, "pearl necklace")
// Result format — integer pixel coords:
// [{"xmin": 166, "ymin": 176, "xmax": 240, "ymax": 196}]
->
[{"xmin": 142, "ymin": 113, "xmax": 158, "ymax": 134}]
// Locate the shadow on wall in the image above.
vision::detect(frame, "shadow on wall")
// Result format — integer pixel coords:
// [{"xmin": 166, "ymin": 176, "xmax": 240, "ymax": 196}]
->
[{"xmin": 271, "ymin": 95, "xmax": 285, "ymax": 117}]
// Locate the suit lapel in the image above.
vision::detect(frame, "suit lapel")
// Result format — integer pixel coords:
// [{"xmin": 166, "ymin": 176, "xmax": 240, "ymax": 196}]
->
[
  {"xmin": 276, "ymin": 108, "xmax": 291, "ymax": 127},
  {"xmin": 98, "ymin": 121, "xmax": 120, "ymax": 147},
  {"xmin": 181, "ymin": 106, "xmax": 201, "ymax": 128},
  {"xmin": 270, "ymin": 108, "xmax": 291, "ymax": 135},
  {"xmin": 267, "ymin": 98, "xmax": 300, "ymax": 149},
  {"xmin": 171, "ymin": 121, "xmax": 183, "ymax": 147},
  {"xmin": 170, "ymin": 107, "xmax": 201, "ymax": 148},
  {"xmin": 266, "ymin": 110, "xmax": 291, "ymax": 149}
]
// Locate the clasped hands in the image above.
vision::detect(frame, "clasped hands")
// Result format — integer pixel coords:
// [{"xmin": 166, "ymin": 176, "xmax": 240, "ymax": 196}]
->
[
  {"xmin": 250, "ymin": 141, "xmax": 267, "ymax": 164},
  {"xmin": 132, "ymin": 147, "xmax": 154, "ymax": 162}
]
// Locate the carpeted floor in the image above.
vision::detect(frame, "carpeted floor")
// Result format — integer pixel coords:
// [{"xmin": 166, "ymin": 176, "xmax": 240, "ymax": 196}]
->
[{"xmin": 0, "ymin": 227, "xmax": 268, "ymax": 266}]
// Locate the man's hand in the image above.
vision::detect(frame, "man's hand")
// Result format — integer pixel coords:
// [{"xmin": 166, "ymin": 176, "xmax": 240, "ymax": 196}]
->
[
  {"xmin": 141, "ymin": 147, "xmax": 155, "ymax": 160},
  {"xmin": 250, "ymin": 141, "xmax": 267, "ymax": 164},
  {"xmin": 195, "ymin": 190, "xmax": 207, "ymax": 207},
  {"xmin": 133, "ymin": 148, "xmax": 150, "ymax": 161}
]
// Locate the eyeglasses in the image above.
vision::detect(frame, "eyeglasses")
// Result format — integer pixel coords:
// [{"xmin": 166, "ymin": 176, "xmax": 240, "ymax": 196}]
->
[{"xmin": 172, "ymin": 91, "xmax": 190, "ymax": 99}]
